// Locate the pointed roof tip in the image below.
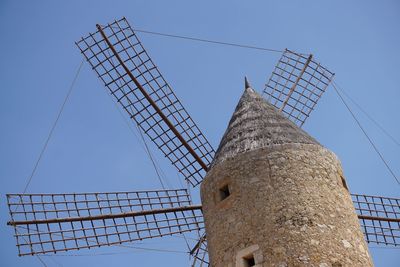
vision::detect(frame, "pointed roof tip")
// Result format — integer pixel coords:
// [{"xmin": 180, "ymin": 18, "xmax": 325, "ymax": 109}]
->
[
  {"xmin": 244, "ymin": 76, "xmax": 252, "ymax": 89},
  {"xmin": 210, "ymin": 82, "xmax": 319, "ymax": 167}
]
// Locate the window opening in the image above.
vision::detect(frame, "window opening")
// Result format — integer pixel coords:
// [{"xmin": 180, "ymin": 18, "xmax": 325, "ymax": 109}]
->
[
  {"xmin": 243, "ymin": 254, "xmax": 256, "ymax": 267},
  {"xmin": 218, "ymin": 184, "xmax": 230, "ymax": 201}
]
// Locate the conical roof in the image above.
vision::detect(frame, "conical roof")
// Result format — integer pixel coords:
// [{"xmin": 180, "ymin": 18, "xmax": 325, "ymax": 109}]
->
[{"xmin": 211, "ymin": 79, "xmax": 318, "ymax": 166}]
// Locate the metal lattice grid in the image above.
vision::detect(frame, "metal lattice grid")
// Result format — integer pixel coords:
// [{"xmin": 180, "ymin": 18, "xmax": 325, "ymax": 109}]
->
[
  {"xmin": 263, "ymin": 49, "xmax": 335, "ymax": 127},
  {"xmin": 75, "ymin": 17, "xmax": 215, "ymax": 187},
  {"xmin": 352, "ymin": 194, "xmax": 400, "ymax": 246},
  {"xmin": 7, "ymin": 189, "xmax": 203, "ymax": 256},
  {"xmin": 190, "ymin": 233, "xmax": 209, "ymax": 267}
]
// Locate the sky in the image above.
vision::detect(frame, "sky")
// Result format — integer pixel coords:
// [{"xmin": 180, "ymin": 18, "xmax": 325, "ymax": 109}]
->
[{"xmin": 0, "ymin": 0, "xmax": 399, "ymax": 266}]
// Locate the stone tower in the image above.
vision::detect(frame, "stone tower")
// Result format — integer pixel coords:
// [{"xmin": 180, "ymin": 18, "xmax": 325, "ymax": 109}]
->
[{"xmin": 200, "ymin": 80, "xmax": 373, "ymax": 267}]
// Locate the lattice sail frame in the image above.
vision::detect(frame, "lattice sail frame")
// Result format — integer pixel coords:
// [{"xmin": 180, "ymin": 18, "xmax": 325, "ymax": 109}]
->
[
  {"xmin": 263, "ymin": 49, "xmax": 335, "ymax": 127},
  {"xmin": 7, "ymin": 189, "xmax": 203, "ymax": 256},
  {"xmin": 190, "ymin": 233, "xmax": 209, "ymax": 267},
  {"xmin": 76, "ymin": 17, "xmax": 215, "ymax": 187},
  {"xmin": 352, "ymin": 194, "xmax": 400, "ymax": 246}
]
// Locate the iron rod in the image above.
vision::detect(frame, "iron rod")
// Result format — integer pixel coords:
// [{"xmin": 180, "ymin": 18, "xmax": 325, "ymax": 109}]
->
[{"xmin": 8, "ymin": 205, "xmax": 202, "ymax": 226}]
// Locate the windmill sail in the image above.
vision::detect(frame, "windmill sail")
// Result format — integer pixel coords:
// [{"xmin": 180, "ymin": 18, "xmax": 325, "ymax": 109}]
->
[
  {"xmin": 7, "ymin": 189, "xmax": 203, "ymax": 256},
  {"xmin": 190, "ymin": 233, "xmax": 209, "ymax": 267},
  {"xmin": 352, "ymin": 194, "xmax": 400, "ymax": 246},
  {"xmin": 263, "ymin": 49, "xmax": 335, "ymax": 127},
  {"xmin": 76, "ymin": 17, "xmax": 215, "ymax": 187}
]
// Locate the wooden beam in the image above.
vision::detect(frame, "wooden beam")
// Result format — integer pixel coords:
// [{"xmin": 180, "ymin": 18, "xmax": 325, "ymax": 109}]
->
[{"xmin": 8, "ymin": 205, "xmax": 203, "ymax": 226}]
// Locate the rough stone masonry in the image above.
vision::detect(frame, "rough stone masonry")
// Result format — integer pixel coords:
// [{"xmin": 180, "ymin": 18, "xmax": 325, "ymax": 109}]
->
[{"xmin": 200, "ymin": 84, "xmax": 373, "ymax": 267}]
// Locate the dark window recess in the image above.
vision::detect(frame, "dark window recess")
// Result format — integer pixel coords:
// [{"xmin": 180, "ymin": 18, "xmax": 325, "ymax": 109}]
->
[
  {"xmin": 243, "ymin": 254, "xmax": 256, "ymax": 267},
  {"xmin": 340, "ymin": 176, "xmax": 349, "ymax": 191},
  {"xmin": 219, "ymin": 184, "xmax": 230, "ymax": 201}
]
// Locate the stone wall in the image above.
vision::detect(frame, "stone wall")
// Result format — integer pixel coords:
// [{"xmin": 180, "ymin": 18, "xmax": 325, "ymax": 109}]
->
[{"xmin": 201, "ymin": 143, "xmax": 373, "ymax": 267}]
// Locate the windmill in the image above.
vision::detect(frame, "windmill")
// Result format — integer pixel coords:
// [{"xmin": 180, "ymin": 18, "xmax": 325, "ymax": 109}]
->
[{"xmin": 6, "ymin": 17, "xmax": 399, "ymax": 266}]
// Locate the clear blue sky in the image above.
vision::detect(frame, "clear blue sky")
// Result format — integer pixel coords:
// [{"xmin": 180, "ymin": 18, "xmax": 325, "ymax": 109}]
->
[{"xmin": 0, "ymin": 0, "xmax": 399, "ymax": 266}]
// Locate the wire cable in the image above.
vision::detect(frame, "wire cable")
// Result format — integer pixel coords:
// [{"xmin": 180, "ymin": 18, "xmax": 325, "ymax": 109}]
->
[
  {"xmin": 21, "ymin": 59, "xmax": 85, "ymax": 195},
  {"xmin": 334, "ymin": 83, "xmax": 400, "ymax": 148},
  {"xmin": 15, "ymin": 225, "xmax": 187, "ymax": 256},
  {"xmin": 135, "ymin": 123, "xmax": 167, "ymax": 189},
  {"xmin": 104, "ymin": 49, "xmax": 173, "ymax": 190},
  {"xmin": 134, "ymin": 29, "xmax": 283, "ymax": 53},
  {"xmin": 12, "ymin": 61, "xmax": 84, "ymax": 266},
  {"xmin": 332, "ymin": 81, "xmax": 400, "ymax": 186},
  {"xmin": 15, "ymin": 229, "xmax": 49, "ymax": 267},
  {"xmin": 47, "ymin": 256, "xmax": 63, "ymax": 267},
  {"xmin": 40, "ymin": 246, "xmax": 187, "ymax": 257},
  {"xmin": 105, "ymin": 25, "xmax": 284, "ymax": 54},
  {"xmin": 105, "ymin": 94, "xmax": 169, "ymax": 189}
]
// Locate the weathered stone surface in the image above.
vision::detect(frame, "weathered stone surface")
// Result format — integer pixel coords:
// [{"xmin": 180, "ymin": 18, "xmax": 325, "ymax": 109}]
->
[
  {"xmin": 211, "ymin": 87, "xmax": 318, "ymax": 167},
  {"xmin": 201, "ymin": 87, "xmax": 373, "ymax": 267}
]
